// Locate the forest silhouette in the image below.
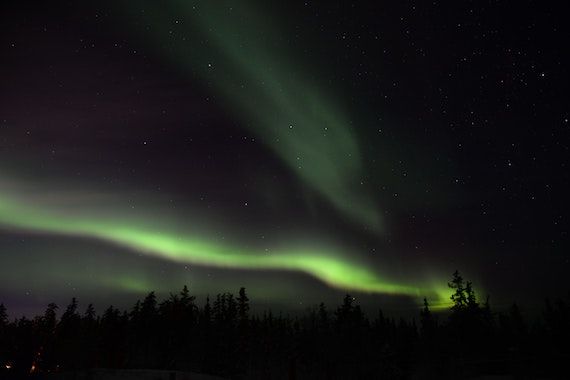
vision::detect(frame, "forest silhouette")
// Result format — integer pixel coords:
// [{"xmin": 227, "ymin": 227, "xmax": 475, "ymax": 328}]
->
[{"xmin": 0, "ymin": 271, "xmax": 568, "ymax": 379}]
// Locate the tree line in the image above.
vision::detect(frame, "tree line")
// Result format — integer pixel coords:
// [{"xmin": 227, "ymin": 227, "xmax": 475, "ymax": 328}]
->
[{"xmin": 0, "ymin": 271, "xmax": 569, "ymax": 379}]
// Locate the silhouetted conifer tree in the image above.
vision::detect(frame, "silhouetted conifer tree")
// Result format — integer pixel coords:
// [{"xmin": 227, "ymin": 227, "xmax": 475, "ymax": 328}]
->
[
  {"xmin": 420, "ymin": 297, "xmax": 435, "ymax": 339},
  {"xmin": 449, "ymin": 270, "xmax": 467, "ymax": 311},
  {"xmin": 130, "ymin": 300, "xmax": 141, "ymax": 319},
  {"xmin": 465, "ymin": 281, "xmax": 479, "ymax": 311},
  {"xmin": 318, "ymin": 302, "xmax": 329, "ymax": 332},
  {"xmin": 202, "ymin": 296, "xmax": 212, "ymax": 325},
  {"xmin": 238, "ymin": 287, "xmax": 249, "ymax": 324},
  {"xmin": 56, "ymin": 298, "xmax": 82, "ymax": 370},
  {"xmin": 42, "ymin": 303, "xmax": 58, "ymax": 332},
  {"xmin": 84, "ymin": 304, "xmax": 96, "ymax": 322},
  {"xmin": 0, "ymin": 303, "xmax": 7, "ymax": 326},
  {"xmin": 141, "ymin": 291, "xmax": 157, "ymax": 318},
  {"xmin": 38, "ymin": 303, "xmax": 58, "ymax": 371}
]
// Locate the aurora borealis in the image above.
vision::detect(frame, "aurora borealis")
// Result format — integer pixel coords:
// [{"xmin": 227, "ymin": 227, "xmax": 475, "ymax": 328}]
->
[
  {"xmin": 0, "ymin": 189, "xmax": 415, "ymax": 296},
  {"xmin": 1, "ymin": 1, "xmax": 568, "ymax": 316},
  {"xmin": 122, "ymin": 0, "xmax": 384, "ymax": 232}
]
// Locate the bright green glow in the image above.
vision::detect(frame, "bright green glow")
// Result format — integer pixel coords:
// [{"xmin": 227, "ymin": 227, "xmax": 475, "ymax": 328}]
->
[
  {"xmin": 425, "ymin": 283, "xmax": 455, "ymax": 311},
  {"xmin": 429, "ymin": 282, "xmax": 487, "ymax": 312},
  {"xmin": 119, "ymin": 0, "xmax": 383, "ymax": 231},
  {"xmin": 0, "ymin": 192, "xmax": 413, "ymax": 297}
]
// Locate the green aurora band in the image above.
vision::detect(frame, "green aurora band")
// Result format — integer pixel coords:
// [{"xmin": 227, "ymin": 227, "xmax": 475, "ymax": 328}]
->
[
  {"xmin": 0, "ymin": 191, "xmax": 452, "ymax": 307},
  {"xmin": 0, "ymin": 2, "xmax": 459, "ymax": 310},
  {"xmin": 120, "ymin": 0, "xmax": 383, "ymax": 232}
]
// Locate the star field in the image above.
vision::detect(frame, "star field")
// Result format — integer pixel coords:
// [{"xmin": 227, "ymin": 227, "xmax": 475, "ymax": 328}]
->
[{"xmin": 0, "ymin": 0, "xmax": 568, "ymax": 316}]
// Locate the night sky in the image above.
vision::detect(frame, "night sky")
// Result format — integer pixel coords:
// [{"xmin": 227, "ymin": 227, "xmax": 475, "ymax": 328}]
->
[{"xmin": 1, "ymin": 1, "xmax": 568, "ymax": 317}]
